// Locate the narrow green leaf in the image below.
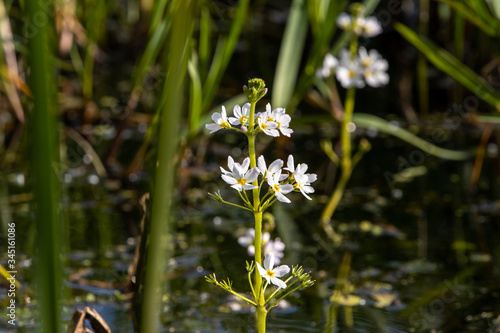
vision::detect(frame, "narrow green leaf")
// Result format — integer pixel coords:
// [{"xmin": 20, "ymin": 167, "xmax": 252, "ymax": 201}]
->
[
  {"xmin": 202, "ymin": 0, "xmax": 250, "ymax": 111},
  {"xmin": 188, "ymin": 53, "xmax": 203, "ymax": 136},
  {"xmin": 132, "ymin": 19, "xmax": 170, "ymax": 89},
  {"xmin": 272, "ymin": 0, "xmax": 308, "ymax": 107},
  {"xmin": 199, "ymin": 6, "xmax": 211, "ymax": 79},
  {"xmin": 26, "ymin": 0, "xmax": 62, "ymax": 331},
  {"xmin": 438, "ymin": 0, "xmax": 498, "ymax": 36},
  {"xmin": 141, "ymin": 0, "xmax": 194, "ymax": 331},
  {"xmin": 487, "ymin": 0, "xmax": 500, "ymax": 20},
  {"xmin": 395, "ymin": 22, "xmax": 500, "ymax": 111},
  {"xmin": 352, "ymin": 113, "xmax": 474, "ymax": 160}
]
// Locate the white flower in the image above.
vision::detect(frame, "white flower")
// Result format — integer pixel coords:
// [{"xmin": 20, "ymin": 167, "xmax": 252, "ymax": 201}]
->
[
  {"xmin": 336, "ymin": 13, "xmax": 382, "ymax": 37},
  {"xmin": 284, "ymin": 155, "xmax": 309, "ymax": 179},
  {"xmin": 257, "ymin": 110, "xmax": 280, "ymax": 137},
  {"xmin": 316, "ymin": 53, "xmax": 338, "ymax": 79},
  {"xmin": 256, "ymin": 252, "xmax": 290, "ymax": 289},
  {"xmin": 362, "ymin": 16, "xmax": 382, "ymax": 37},
  {"xmin": 293, "ymin": 173, "xmax": 316, "ymax": 200},
  {"xmin": 267, "ymin": 171, "xmax": 294, "ymax": 203},
  {"xmin": 336, "ymin": 61, "xmax": 365, "ymax": 89},
  {"xmin": 358, "ymin": 47, "xmax": 389, "ymax": 87},
  {"xmin": 336, "ymin": 13, "xmax": 351, "ymax": 30},
  {"xmin": 206, "ymin": 106, "xmax": 232, "ymax": 133},
  {"xmin": 229, "ymin": 103, "xmax": 251, "ymax": 126},
  {"xmin": 220, "ymin": 156, "xmax": 260, "ymax": 191},
  {"xmin": 257, "ymin": 155, "xmax": 283, "ymax": 180},
  {"xmin": 266, "ymin": 104, "xmax": 293, "ymax": 137}
]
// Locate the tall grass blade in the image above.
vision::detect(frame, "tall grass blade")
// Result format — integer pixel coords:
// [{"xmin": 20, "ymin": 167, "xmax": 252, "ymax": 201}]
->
[
  {"xmin": 272, "ymin": 0, "xmax": 308, "ymax": 107},
  {"xmin": 395, "ymin": 22, "xmax": 500, "ymax": 111},
  {"xmin": 25, "ymin": 0, "xmax": 62, "ymax": 331},
  {"xmin": 140, "ymin": 0, "xmax": 194, "ymax": 331},
  {"xmin": 439, "ymin": 0, "xmax": 499, "ymax": 36},
  {"xmin": 202, "ymin": 0, "xmax": 249, "ymax": 111}
]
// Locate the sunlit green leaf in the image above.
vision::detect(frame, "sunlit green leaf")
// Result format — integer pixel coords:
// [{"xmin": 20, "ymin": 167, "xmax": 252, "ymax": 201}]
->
[
  {"xmin": 395, "ymin": 22, "xmax": 500, "ymax": 111},
  {"xmin": 353, "ymin": 113, "xmax": 474, "ymax": 160},
  {"xmin": 272, "ymin": 0, "xmax": 308, "ymax": 107}
]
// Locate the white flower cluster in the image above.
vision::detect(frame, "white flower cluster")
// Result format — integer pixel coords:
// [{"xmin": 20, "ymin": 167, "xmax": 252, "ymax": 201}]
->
[
  {"xmin": 220, "ymin": 154, "xmax": 317, "ymax": 204},
  {"xmin": 336, "ymin": 12, "xmax": 382, "ymax": 37},
  {"xmin": 206, "ymin": 102, "xmax": 293, "ymax": 137},
  {"xmin": 316, "ymin": 12, "xmax": 388, "ymax": 89}
]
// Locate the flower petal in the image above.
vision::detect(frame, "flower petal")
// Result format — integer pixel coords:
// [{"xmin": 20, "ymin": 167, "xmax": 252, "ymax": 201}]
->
[
  {"xmin": 263, "ymin": 252, "xmax": 274, "ymax": 271},
  {"xmin": 273, "ymin": 265, "xmax": 290, "ymax": 278},
  {"xmin": 270, "ymin": 277, "xmax": 287, "ymax": 289},
  {"xmin": 256, "ymin": 262, "xmax": 269, "ymax": 281}
]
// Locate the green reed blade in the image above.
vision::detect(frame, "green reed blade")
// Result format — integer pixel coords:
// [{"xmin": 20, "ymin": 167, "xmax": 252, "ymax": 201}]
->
[
  {"xmin": 272, "ymin": 0, "xmax": 308, "ymax": 108},
  {"xmin": 26, "ymin": 0, "xmax": 62, "ymax": 331},
  {"xmin": 353, "ymin": 113, "xmax": 474, "ymax": 160},
  {"xmin": 140, "ymin": 0, "xmax": 194, "ymax": 331},
  {"xmin": 395, "ymin": 22, "xmax": 500, "ymax": 111}
]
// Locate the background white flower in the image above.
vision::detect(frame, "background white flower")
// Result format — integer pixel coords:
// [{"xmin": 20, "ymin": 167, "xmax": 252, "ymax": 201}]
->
[
  {"xmin": 256, "ymin": 252, "xmax": 290, "ymax": 289},
  {"xmin": 238, "ymin": 229, "xmax": 285, "ymax": 264},
  {"xmin": 316, "ymin": 53, "xmax": 338, "ymax": 79},
  {"xmin": 358, "ymin": 47, "xmax": 389, "ymax": 87},
  {"xmin": 362, "ymin": 16, "xmax": 382, "ymax": 37}
]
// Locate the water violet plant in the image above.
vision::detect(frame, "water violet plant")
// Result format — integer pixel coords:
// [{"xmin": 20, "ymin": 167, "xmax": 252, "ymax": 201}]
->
[
  {"xmin": 316, "ymin": 3, "xmax": 387, "ymax": 243},
  {"xmin": 205, "ymin": 78, "xmax": 315, "ymax": 332}
]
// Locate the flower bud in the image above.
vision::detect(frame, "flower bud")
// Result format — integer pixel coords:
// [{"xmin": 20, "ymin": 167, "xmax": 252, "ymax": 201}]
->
[{"xmin": 243, "ymin": 78, "xmax": 267, "ymax": 103}]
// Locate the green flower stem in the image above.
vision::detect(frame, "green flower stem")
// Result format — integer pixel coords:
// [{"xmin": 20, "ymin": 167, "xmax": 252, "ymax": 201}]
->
[
  {"xmin": 320, "ymin": 87, "xmax": 356, "ymax": 242},
  {"xmin": 249, "ymin": 270, "xmax": 257, "ymax": 299},
  {"xmin": 220, "ymin": 198, "xmax": 253, "ymax": 212},
  {"xmin": 247, "ymin": 100, "xmax": 267, "ymax": 332},
  {"xmin": 257, "ymin": 305, "xmax": 268, "ymax": 332},
  {"xmin": 227, "ymin": 290, "xmax": 257, "ymax": 306}
]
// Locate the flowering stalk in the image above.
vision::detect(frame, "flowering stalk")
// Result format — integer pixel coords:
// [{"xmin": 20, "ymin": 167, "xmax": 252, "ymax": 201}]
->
[
  {"xmin": 317, "ymin": 3, "xmax": 387, "ymax": 242},
  {"xmin": 205, "ymin": 78, "xmax": 316, "ymax": 333}
]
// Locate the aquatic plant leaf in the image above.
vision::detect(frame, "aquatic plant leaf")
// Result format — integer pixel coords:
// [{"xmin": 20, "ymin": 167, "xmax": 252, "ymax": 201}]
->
[
  {"xmin": 395, "ymin": 22, "xmax": 500, "ymax": 111},
  {"xmin": 272, "ymin": 0, "xmax": 308, "ymax": 107},
  {"xmin": 439, "ymin": 0, "xmax": 500, "ymax": 36},
  {"xmin": 352, "ymin": 113, "xmax": 474, "ymax": 160}
]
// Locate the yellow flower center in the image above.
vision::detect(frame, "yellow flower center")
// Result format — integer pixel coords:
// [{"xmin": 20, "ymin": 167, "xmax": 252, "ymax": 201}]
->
[
  {"xmin": 362, "ymin": 59, "xmax": 371, "ymax": 67},
  {"xmin": 276, "ymin": 121, "xmax": 281, "ymax": 128},
  {"xmin": 237, "ymin": 178, "xmax": 247, "ymax": 185},
  {"xmin": 266, "ymin": 269, "xmax": 275, "ymax": 278},
  {"xmin": 268, "ymin": 117, "xmax": 274, "ymax": 122},
  {"xmin": 261, "ymin": 122, "xmax": 267, "ymax": 130},
  {"xmin": 273, "ymin": 184, "xmax": 280, "ymax": 192},
  {"xmin": 240, "ymin": 116, "xmax": 248, "ymax": 124},
  {"xmin": 222, "ymin": 121, "xmax": 231, "ymax": 128},
  {"xmin": 348, "ymin": 70, "xmax": 355, "ymax": 78}
]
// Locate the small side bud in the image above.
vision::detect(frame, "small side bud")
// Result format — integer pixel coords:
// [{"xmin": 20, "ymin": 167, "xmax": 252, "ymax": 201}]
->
[{"xmin": 359, "ymin": 138, "xmax": 371, "ymax": 152}]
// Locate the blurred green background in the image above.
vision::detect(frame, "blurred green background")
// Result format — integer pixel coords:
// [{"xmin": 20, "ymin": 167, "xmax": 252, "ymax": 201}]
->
[{"xmin": 0, "ymin": 0, "xmax": 500, "ymax": 332}]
